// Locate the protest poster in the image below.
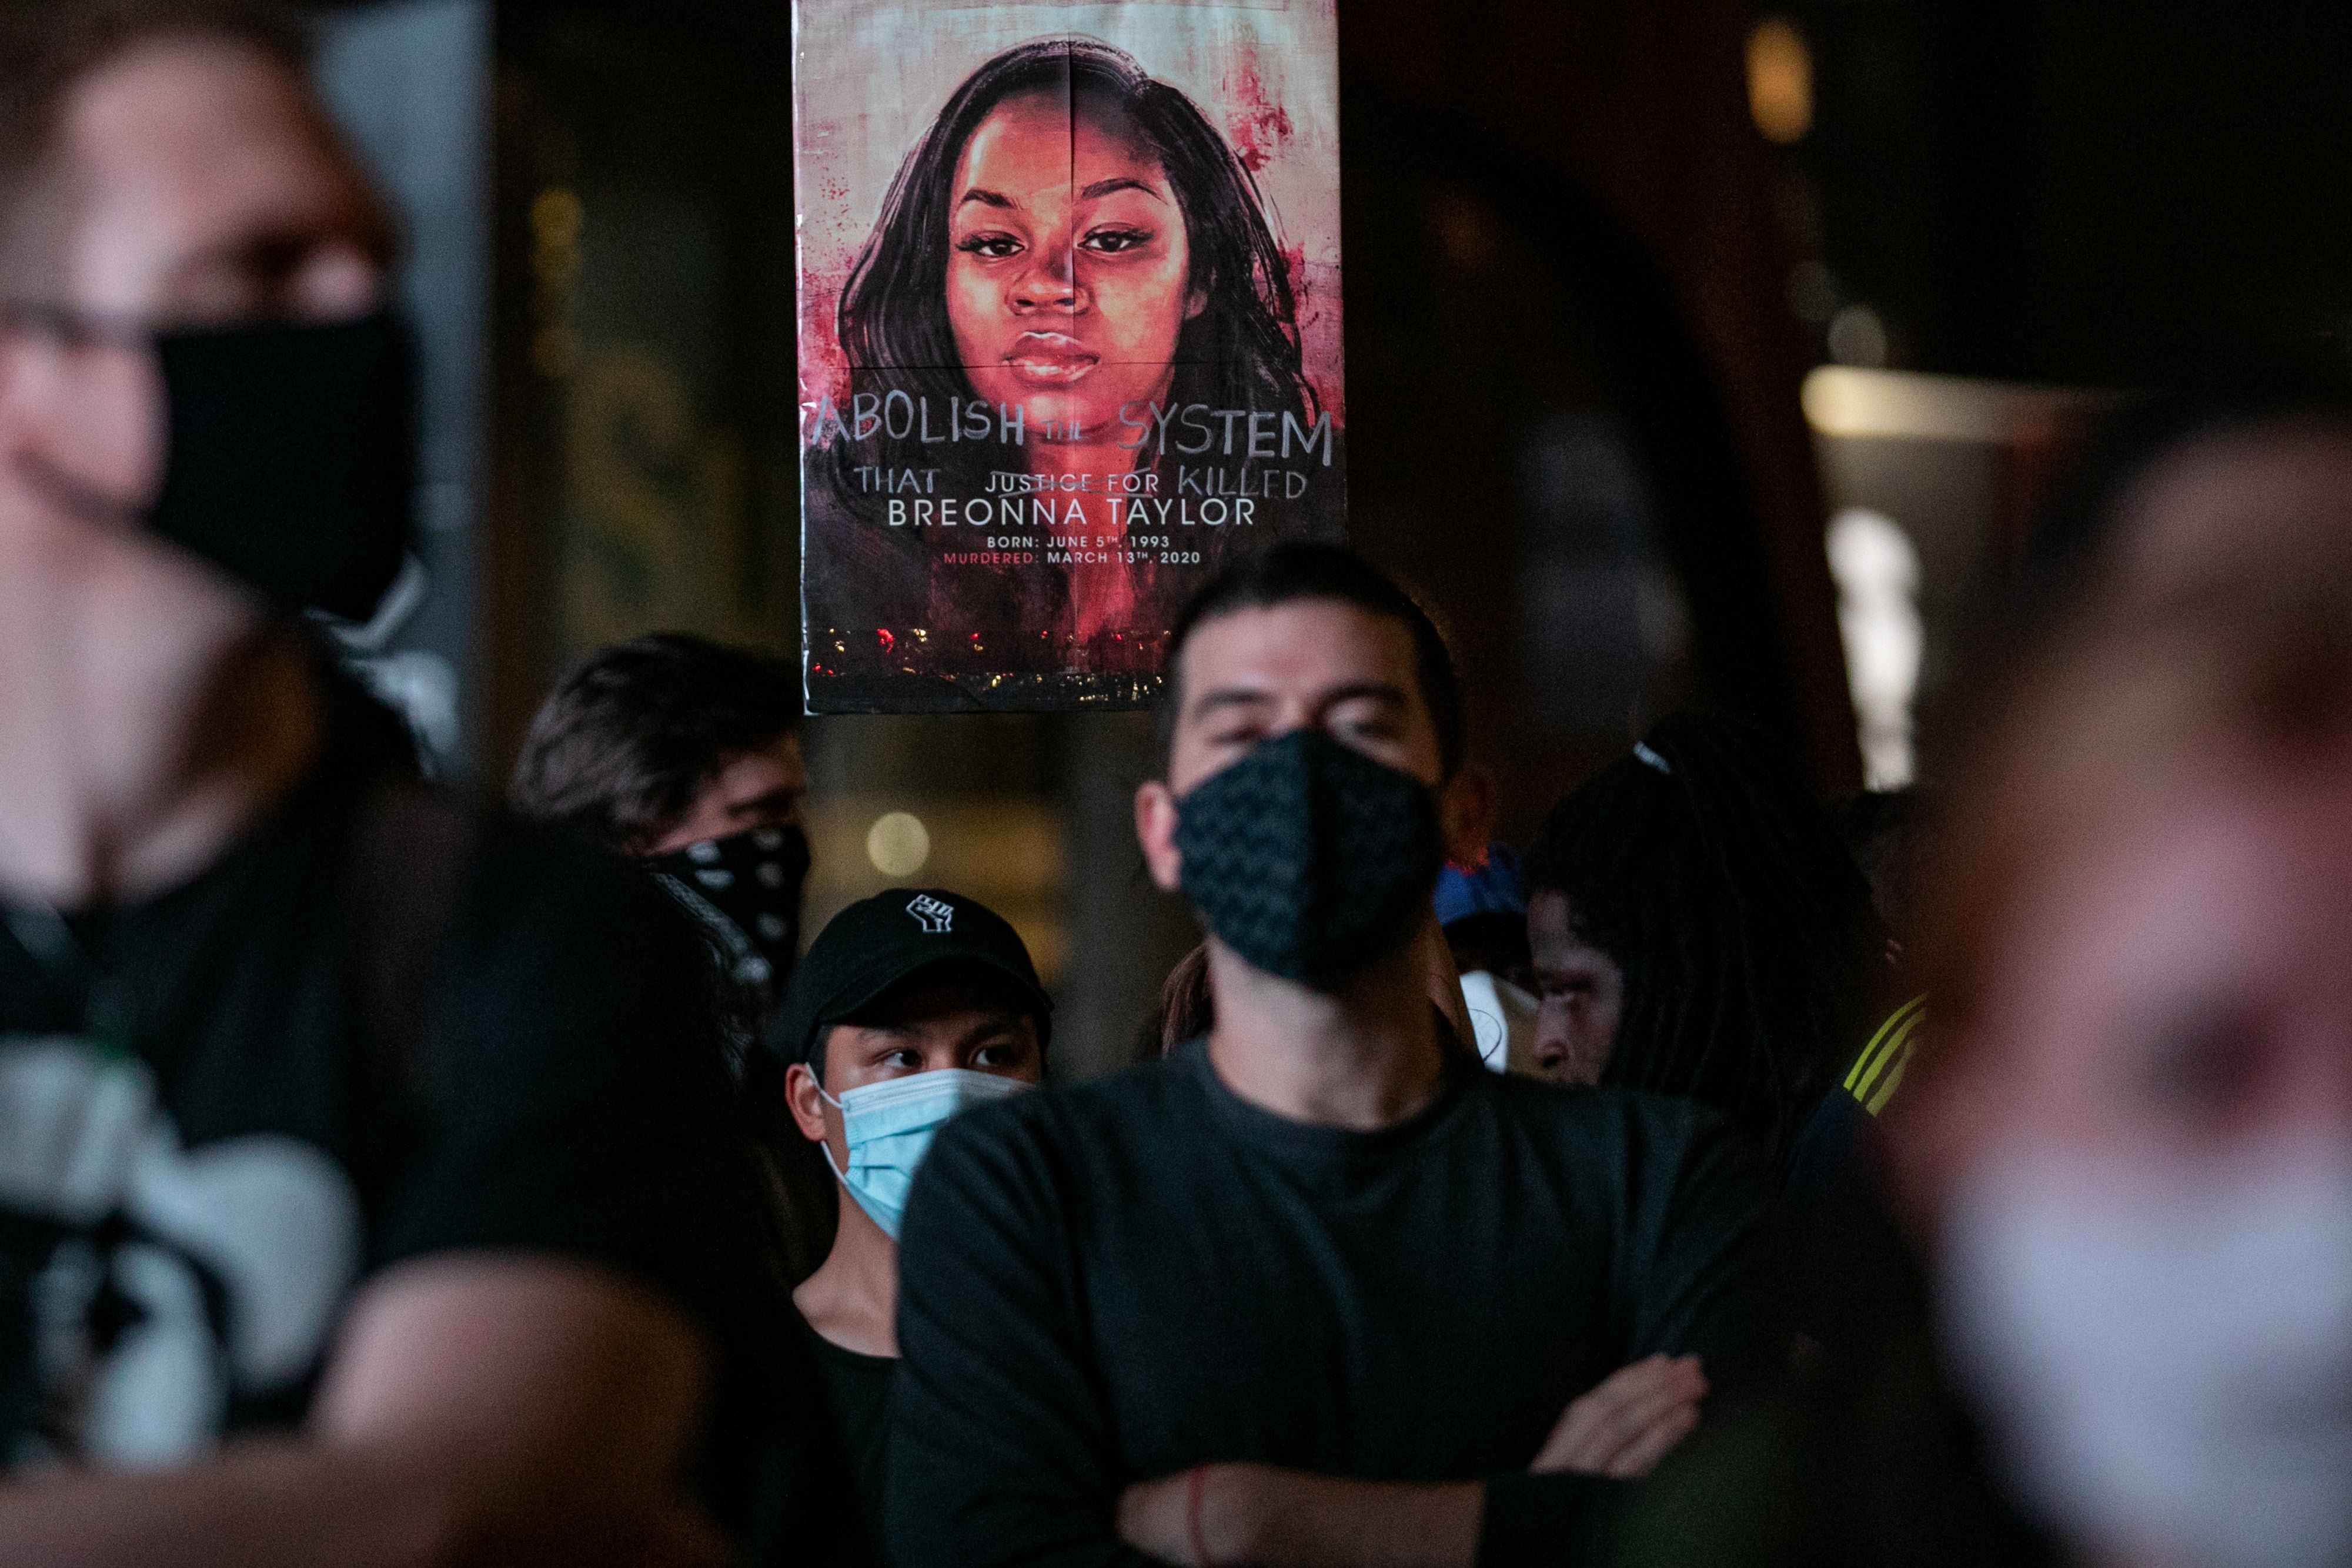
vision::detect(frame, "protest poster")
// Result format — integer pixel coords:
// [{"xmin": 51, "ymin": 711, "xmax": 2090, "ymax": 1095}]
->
[{"xmin": 795, "ymin": 0, "xmax": 1344, "ymax": 711}]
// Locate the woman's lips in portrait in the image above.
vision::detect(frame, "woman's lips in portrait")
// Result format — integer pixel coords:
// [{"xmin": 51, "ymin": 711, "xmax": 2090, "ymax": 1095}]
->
[{"xmin": 1003, "ymin": 331, "xmax": 1101, "ymax": 386}]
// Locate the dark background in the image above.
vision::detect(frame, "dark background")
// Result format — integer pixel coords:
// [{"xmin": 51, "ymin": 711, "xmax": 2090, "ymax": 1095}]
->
[{"xmin": 307, "ymin": 0, "xmax": 2352, "ymax": 1075}]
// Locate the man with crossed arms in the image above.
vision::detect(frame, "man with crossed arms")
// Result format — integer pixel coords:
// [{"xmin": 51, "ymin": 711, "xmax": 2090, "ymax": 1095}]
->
[{"xmin": 889, "ymin": 546, "xmax": 1780, "ymax": 1568}]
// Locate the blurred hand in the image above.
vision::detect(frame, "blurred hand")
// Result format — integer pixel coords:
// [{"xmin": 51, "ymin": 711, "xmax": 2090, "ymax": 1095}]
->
[
  {"xmin": 1529, "ymin": 1353, "xmax": 1706, "ymax": 1479},
  {"xmin": 1117, "ymin": 1468, "xmax": 1195, "ymax": 1563},
  {"xmin": 1117, "ymin": 1464, "xmax": 1260, "ymax": 1566}
]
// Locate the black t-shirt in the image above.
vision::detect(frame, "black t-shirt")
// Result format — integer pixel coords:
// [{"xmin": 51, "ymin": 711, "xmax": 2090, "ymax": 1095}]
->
[
  {"xmin": 800, "ymin": 1312, "xmax": 897, "ymax": 1567},
  {"xmin": 888, "ymin": 1038, "xmax": 1782, "ymax": 1568},
  {"xmin": 0, "ymin": 709, "xmax": 807, "ymax": 1553}
]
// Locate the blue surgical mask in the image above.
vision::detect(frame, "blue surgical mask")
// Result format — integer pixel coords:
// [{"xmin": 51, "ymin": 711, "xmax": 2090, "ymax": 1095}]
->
[{"xmin": 819, "ymin": 1068, "xmax": 1032, "ymax": 1239}]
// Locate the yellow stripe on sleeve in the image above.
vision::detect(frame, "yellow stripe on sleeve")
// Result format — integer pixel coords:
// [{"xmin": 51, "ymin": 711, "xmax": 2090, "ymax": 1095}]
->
[{"xmin": 1844, "ymin": 994, "xmax": 1927, "ymax": 1113}]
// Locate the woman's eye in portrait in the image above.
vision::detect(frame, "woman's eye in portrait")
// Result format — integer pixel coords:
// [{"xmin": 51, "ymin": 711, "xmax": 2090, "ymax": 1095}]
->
[
  {"xmin": 1080, "ymin": 225, "xmax": 1153, "ymax": 255},
  {"xmin": 956, "ymin": 232, "xmax": 1025, "ymax": 260}
]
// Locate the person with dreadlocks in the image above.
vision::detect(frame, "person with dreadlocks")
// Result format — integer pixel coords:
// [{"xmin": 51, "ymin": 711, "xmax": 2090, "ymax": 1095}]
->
[
  {"xmin": 1522, "ymin": 711, "xmax": 1889, "ymax": 1166},
  {"xmin": 1525, "ymin": 713, "xmax": 1922, "ymax": 1376}
]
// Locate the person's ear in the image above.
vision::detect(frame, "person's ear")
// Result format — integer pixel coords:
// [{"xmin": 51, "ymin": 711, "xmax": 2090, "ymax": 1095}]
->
[
  {"xmin": 1185, "ymin": 283, "xmax": 1207, "ymax": 321},
  {"xmin": 1439, "ymin": 761, "xmax": 1498, "ymax": 869},
  {"xmin": 784, "ymin": 1060, "xmax": 833, "ymax": 1146},
  {"xmin": 1135, "ymin": 777, "xmax": 1183, "ymax": 892}
]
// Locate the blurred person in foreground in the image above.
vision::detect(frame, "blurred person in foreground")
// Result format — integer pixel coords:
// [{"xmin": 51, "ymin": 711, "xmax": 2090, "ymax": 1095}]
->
[
  {"xmin": 1599, "ymin": 527, "xmax": 2352, "ymax": 1568},
  {"xmin": 0, "ymin": 3, "xmax": 784, "ymax": 1562},
  {"xmin": 2018, "ymin": 389, "xmax": 2352, "ymax": 629},
  {"xmin": 887, "ymin": 544, "xmax": 1782, "ymax": 1568},
  {"xmin": 1900, "ymin": 538, "xmax": 2352, "ymax": 1568},
  {"xmin": 767, "ymin": 889, "xmax": 1051, "ymax": 1567}
]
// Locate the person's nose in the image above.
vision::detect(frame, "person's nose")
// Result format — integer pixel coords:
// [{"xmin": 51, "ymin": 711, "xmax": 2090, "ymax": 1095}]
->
[
  {"xmin": 1262, "ymin": 699, "xmax": 1333, "ymax": 743},
  {"xmin": 290, "ymin": 243, "xmax": 387, "ymax": 323},
  {"xmin": 1530, "ymin": 997, "xmax": 1573, "ymax": 1076},
  {"xmin": 1010, "ymin": 242, "xmax": 1086, "ymax": 316}
]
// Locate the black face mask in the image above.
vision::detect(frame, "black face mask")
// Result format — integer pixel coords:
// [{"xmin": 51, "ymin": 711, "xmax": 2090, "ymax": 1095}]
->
[
  {"xmin": 647, "ymin": 824, "xmax": 813, "ymax": 1057},
  {"xmin": 1175, "ymin": 728, "xmax": 1444, "ymax": 989},
  {"xmin": 149, "ymin": 311, "xmax": 416, "ymax": 622}
]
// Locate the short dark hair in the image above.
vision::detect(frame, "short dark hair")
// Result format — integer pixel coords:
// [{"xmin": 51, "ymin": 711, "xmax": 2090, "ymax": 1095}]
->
[
  {"xmin": 511, "ymin": 633, "xmax": 801, "ymax": 852},
  {"xmin": 0, "ymin": 1, "xmax": 311, "ymax": 265},
  {"xmin": 1161, "ymin": 544, "xmax": 1467, "ymax": 779}
]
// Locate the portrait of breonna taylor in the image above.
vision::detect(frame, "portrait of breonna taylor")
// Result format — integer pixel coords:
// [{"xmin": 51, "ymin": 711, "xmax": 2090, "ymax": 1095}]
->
[{"xmin": 793, "ymin": 4, "xmax": 1346, "ymax": 713}]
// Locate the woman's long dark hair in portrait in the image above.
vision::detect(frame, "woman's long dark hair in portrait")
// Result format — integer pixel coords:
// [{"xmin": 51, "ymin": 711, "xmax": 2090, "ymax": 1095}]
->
[
  {"xmin": 824, "ymin": 38, "xmax": 1317, "ymax": 504},
  {"xmin": 1526, "ymin": 711, "xmax": 1887, "ymax": 1168}
]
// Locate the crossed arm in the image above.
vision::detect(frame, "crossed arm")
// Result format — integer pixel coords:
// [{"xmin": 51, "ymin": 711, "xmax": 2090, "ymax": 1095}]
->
[
  {"xmin": 893, "ymin": 1089, "xmax": 1778, "ymax": 1568},
  {"xmin": 1111, "ymin": 1354, "xmax": 1708, "ymax": 1568},
  {"xmin": 0, "ymin": 1254, "xmax": 721, "ymax": 1568}
]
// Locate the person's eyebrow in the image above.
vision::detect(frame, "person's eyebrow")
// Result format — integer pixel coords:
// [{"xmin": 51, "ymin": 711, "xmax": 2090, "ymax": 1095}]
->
[
  {"xmin": 1188, "ymin": 683, "xmax": 1414, "ymax": 727},
  {"xmin": 1078, "ymin": 175, "xmax": 1163, "ymax": 203},
  {"xmin": 1317, "ymin": 681, "xmax": 1414, "ymax": 713},
  {"xmin": 957, "ymin": 187, "xmax": 1017, "ymax": 210},
  {"xmin": 1187, "ymin": 687, "xmax": 1278, "ymax": 724},
  {"xmin": 156, "ymin": 218, "xmax": 395, "ymax": 315},
  {"xmin": 726, "ymin": 785, "xmax": 802, "ymax": 821},
  {"xmin": 954, "ymin": 1014, "xmax": 1025, "ymax": 1052}
]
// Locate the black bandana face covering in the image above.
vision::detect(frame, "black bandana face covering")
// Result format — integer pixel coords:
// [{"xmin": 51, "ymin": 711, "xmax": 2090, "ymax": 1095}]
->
[
  {"xmin": 648, "ymin": 824, "xmax": 812, "ymax": 1061},
  {"xmin": 1175, "ymin": 728, "xmax": 1444, "ymax": 988},
  {"xmin": 149, "ymin": 310, "xmax": 416, "ymax": 621}
]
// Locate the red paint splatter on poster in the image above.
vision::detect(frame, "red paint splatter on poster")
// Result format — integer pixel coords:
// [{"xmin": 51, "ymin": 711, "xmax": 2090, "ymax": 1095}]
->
[{"xmin": 1222, "ymin": 45, "xmax": 1292, "ymax": 173}]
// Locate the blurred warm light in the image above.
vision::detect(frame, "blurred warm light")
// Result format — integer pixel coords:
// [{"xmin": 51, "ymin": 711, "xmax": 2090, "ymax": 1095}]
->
[
  {"xmin": 1746, "ymin": 17, "xmax": 1813, "ymax": 144},
  {"xmin": 529, "ymin": 187, "xmax": 581, "ymax": 381},
  {"xmin": 1825, "ymin": 509, "xmax": 1923, "ymax": 790},
  {"xmin": 530, "ymin": 186, "xmax": 582, "ymax": 248},
  {"xmin": 807, "ymin": 797, "xmax": 1069, "ymax": 985},
  {"xmin": 866, "ymin": 811, "xmax": 931, "ymax": 878},
  {"xmin": 1802, "ymin": 365, "xmax": 2113, "ymax": 443}
]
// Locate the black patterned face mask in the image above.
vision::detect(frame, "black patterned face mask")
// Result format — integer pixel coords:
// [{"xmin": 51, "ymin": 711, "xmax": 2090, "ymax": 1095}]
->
[
  {"xmin": 1174, "ymin": 728, "xmax": 1444, "ymax": 989},
  {"xmin": 646, "ymin": 824, "xmax": 811, "ymax": 1064}
]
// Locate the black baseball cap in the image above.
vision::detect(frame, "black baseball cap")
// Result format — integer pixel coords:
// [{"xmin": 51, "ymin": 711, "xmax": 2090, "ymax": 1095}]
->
[{"xmin": 766, "ymin": 887, "xmax": 1053, "ymax": 1066}]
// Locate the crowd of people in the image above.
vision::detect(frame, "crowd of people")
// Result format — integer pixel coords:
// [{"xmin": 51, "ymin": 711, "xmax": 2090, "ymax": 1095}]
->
[{"xmin": 0, "ymin": 3, "xmax": 2346, "ymax": 1567}]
